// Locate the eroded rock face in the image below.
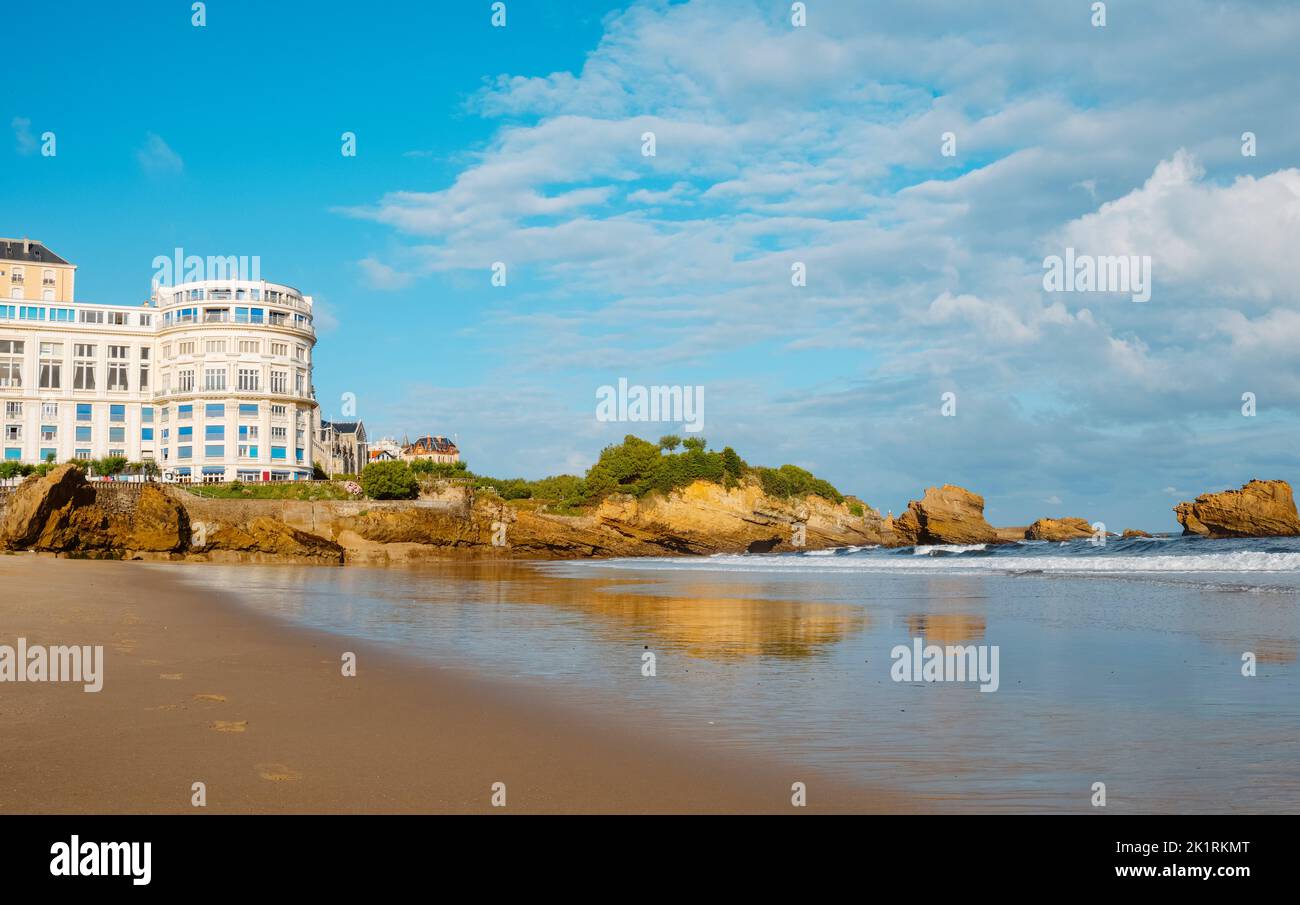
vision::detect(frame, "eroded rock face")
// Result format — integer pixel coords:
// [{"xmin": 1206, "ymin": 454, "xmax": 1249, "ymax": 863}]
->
[
  {"xmin": 1122, "ymin": 529, "xmax": 1153, "ymax": 539},
  {"xmin": 199, "ymin": 516, "xmax": 344, "ymax": 563},
  {"xmin": 890, "ymin": 485, "xmax": 1002, "ymax": 546},
  {"xmin": 331, "ymin": 478, "xmax": 887, "ymax": 561},
  {"xmin": 1174, "ymin": 480, "xmax": 1300, "ymax": 538},
  {"xmin": 1025, "ymin": 517, "xmax": 1094, "ymax": 541},
  {"xmin": 0, "ymin": 465, "xmax": 84, "ymax": 550}
]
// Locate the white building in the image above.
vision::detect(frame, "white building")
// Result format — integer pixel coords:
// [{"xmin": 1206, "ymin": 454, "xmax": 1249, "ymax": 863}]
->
[{"xmin": 0, "ymin": 239, "xmax": 320, "ymax": 482}]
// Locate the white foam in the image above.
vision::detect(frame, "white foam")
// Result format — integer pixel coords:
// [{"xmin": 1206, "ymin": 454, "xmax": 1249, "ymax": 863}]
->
[
  {"xmin": 577, "ymin": 551, "xmax": 1300, "ymax": 575},
  {"xmin": 913, "ymin": 544, "xmax": 988, "ymax": 555}
]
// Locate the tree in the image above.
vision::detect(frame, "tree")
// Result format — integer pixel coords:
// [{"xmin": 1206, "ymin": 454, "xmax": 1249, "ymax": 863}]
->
[
  {"xmin": 95, "ymin": 456, "xmax": 128, "ymax": 478},
  {"xmin": 658, "ymin": 434, "xmax": 682, "ymax": 452},
  {"xmin": 681, "ymin": 436, "xmax": 707, "ymax": 452},
  {"xmin": 360, "ymin": 461, "xmax": 420, "ymax": 500},
  {"xmin": 721, "ymin": 446, "xmax": 745, "ymax": 485}
]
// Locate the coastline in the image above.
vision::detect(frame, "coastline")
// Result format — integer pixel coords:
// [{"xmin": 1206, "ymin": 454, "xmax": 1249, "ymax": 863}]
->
[{"xmin": 0, "ymin": 553, "xmax": 914, "ymax": 814}]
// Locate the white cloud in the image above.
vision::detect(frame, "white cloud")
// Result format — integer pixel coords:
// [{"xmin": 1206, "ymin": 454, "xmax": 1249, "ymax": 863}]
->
[
  {"xmin": 11, "ymin": 117, "xmax": 36, "ymax": 155},
  {"xmin": 136, "ymin": 132, "xmax": 183, "ymax": 177}
]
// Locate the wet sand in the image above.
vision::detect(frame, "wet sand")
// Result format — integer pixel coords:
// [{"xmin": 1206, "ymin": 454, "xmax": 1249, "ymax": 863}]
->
[{"xmin": 0, "ymin": 554, "xmax": 912, "ymax": 814}]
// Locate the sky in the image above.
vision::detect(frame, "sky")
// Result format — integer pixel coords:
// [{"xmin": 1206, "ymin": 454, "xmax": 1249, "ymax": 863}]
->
[{"xmin": 4, "ymin": 0, "xmax": 1299, "ymax": 530}]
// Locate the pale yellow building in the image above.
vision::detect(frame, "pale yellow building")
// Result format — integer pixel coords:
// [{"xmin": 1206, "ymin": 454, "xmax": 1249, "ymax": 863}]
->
[{"xmin": 0, "ymin": 238, "xmax": 76, "ymax": 303}]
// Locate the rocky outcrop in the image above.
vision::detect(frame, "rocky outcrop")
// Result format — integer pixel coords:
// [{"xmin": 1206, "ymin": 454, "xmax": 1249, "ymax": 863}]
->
[
  {"xmin": 1025, "ymin": 517, "xmax": 1094, "ymax": 542},
  {"xmin": 197, "ymin": 516, "xmax": 343, "ymax": 563},
  {"xmin": 331, "ymin": 477, "xmax": 887, "ymax": 562},
  {"xmin": 0, "ymin": 464, "xmax": 83, "ymax": 549},
  {"xmin": 1122, "ymin": 529, "xmax": 1153, "ymax": 539},
  {"xmin": 1174, "ymin": 480, "xmax": 1300, "ymax": 538},
  {"xmin": 889, "ymin": 484, "xmax": 1003, "ymax": 546}
]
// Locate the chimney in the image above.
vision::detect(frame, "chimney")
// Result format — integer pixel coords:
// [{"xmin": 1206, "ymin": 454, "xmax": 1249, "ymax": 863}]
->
[{"xmin": 22, "ymin": 237, "xmax": 30, "ymax": 254}]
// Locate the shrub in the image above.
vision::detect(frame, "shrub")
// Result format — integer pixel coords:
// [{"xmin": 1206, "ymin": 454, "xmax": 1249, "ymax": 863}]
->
[{"xmin": 360, "ymin": 461, "xmax": 419, "ymax": 500}]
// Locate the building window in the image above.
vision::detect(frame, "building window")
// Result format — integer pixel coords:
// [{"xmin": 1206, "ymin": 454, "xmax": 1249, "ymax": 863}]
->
[
  {"xmin": 204, "ymin": 368, "xmax": 226, "ymax": 391},
  {"xmin": 205, "ymin": 339, "xmax": 227, "ymax": 354},
  {"xmin": 42, "ymin": 402, "xmax": 57, "ymax": 419},
  {"xmin": 0, "ymin": 339, "xmax": 23, "ymax": 388},
  {"xmin": 142, "ymin": 407, "xmax": 154, "ymax": 423},
  {"xmin": 271, "ymin": 371, "xmax": 288, "ymax": 394},
  {"xmin": 239, "ymin": 340, "xmax": 260, "ymax": 354},
  {"xmin": 271, "ymin": 342, "xmax": 288, "ymax": 357},
  {"xmin": 107, "ymin": 361, "xmax": 129, "ymax": 391},
  {"xmin": 76, "ymin": 403, "xmax": 92, "ymax": 422},
  {"xmin": 238, "ymin": 403, "xmax": 258, "ymax": 418},
  {"xmin": 4, "ymin": 401, "xmax": 21, "ymax": 419},
  {"xmin": 205, "ymin": 425, "xmax": 225, "ymax": 440},
  {"xmin": 109, "ymin": 427, "xmax": 126, "ymax": 443},
  {"xmin": 271, "ymin": 426, "xmax": 287, "ymax": 441},
  {"xmin": 142, "ymin": 427, "xmax": 154, "ymax": 441},
  {"xmin": 178, "ymin": 369, "xmax": 195, "ymax": 392},
  {"xmin": 41, "ymin": 425, "xmax": 57, "ymax": 442},
  {"xmin": 110, "ymin": 405, "xmax": 125, "ymax": 422},
  {"xmin": 205, "ymin": 445, "xmax": 224, "ymax": 458},
  {"xmin": 3, "ymin": 425, "xmax": 20, "ymax": 442},
  {"xmin": 178, "ymin": 446, "xmax": 192, "ymax": 460},
  {"xmin": 179, "ymin": 405, "xmax": 192, "ymax": 420},
  {"xmin": 73, "ymin": 344, "xmax": 96, "ymax": 390},
  {"xmin": 40, "ymin": 448, "xmax": 56, "ymax": 462},
  {"xmin": 271, "ymin": 446, "xmax": 287, "ymax": 461},
  {"xmin": 39, "ymin": 342, "xmax": 62, "ymax": 389},
  {"xmin": 139, "ymin": 364, "xmax": 150, "ymax": 390},
  {"xmin": 271, "ymin": 404, "xmax": 287, "ymax": 418},
  {"xmin": 237, "ymin": 368, "xmax": 259, "ymax": 391},
  {"xmin": 76, "ymin": 426, "xmax": 92, "ymax": 442},
  {"xmin": 205, "ymin": 403, "xmax": 224, "ymax": 418},
  {"xmin": 178, "ymin": 341, "xmax": 195, "ymax": 355}
]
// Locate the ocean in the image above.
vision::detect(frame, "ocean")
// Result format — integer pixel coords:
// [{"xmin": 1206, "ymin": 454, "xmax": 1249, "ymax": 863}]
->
[{"xmin": 163, "ymin": 534, "xmax": 1300, "ymax": 813}]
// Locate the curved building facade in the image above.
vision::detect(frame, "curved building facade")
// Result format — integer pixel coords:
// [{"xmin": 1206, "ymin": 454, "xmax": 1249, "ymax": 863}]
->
[
  {"xmin": 0, "ymin": 242, "xmax": 320, "ymax": 483},
  {"xmin": 153, "ymin": 279, "xmax": 318, "ymax": 482}
]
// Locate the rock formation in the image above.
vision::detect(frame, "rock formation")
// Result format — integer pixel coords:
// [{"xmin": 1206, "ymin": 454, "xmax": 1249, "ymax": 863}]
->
[
  {"xmin": 1024, "ymin": 517, "xmax": 1094, "ymax": 541},
  {"xmin": 1173, "ymin": 480, "xmax": 1300, "ymax": 538},
  {"xmin": 889, "ymin": 484, "xmax": 1004, "ymax": 546},
  {"xmin": 1121, "ymin": 529, "xmax": 1153, "ymax": 539}
]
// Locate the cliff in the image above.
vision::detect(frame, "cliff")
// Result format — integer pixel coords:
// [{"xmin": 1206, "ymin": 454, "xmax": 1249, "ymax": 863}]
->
[{"xmin": 0, "ymin": 468, "xmax": 882, "ymax": 564}]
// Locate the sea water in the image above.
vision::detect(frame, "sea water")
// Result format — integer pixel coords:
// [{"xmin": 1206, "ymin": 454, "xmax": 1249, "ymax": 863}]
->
[{"xmin": 162, "ymin": 534, "xmax": 1300, "ymax": 813}]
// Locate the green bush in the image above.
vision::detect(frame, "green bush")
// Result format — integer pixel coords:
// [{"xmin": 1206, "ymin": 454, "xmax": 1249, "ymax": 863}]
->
[{"xmin": 360, "ymin": 461, "xmax": 420, "ymax": 500}]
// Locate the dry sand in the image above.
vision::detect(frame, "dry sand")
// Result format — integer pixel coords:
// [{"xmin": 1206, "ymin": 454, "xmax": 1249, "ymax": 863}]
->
[{"xmin": 0, "ymin": 554, "xmax": 912, "ymax": 814}]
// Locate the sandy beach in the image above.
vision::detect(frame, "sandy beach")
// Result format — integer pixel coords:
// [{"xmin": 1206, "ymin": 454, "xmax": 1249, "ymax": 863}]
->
[{"xmin": 0, "ymin": 554, "xmax": 909, "ymax": 814}]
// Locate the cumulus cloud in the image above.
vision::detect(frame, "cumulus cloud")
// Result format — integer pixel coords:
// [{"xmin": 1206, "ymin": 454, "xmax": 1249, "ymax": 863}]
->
[{"xmin": 336, "ymin": 0, "xmax": 1300, "ymax": 528}]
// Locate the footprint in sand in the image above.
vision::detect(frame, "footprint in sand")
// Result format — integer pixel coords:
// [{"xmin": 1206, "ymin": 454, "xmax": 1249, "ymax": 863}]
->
[
  {"xmin": 192, "ymin": 694, "xmax": 227, "ymax": 703},
  {"xmin": 210, "ymin": 720, "xmax": 247, "ymax": 733},
  {"xmin": 255, "ymin": 763, "xmax": 303, "ymax": 782},
  {"xmin": 159, "ymin": 673, "xmax": 183, "ymax": 680}
]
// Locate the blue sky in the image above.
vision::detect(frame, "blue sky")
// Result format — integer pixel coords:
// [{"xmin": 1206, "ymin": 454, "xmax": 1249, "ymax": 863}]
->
[{"xmin": 5, "ymin": 0, "xmax": 1299, "ymax": 529}]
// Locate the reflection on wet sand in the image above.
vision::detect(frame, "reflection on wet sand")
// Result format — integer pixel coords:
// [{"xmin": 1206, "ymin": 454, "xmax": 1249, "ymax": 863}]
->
[
  {"xmin": 522, "ymin": 572, "xmax": 868, "ymax": 660},
  {"xmin": 904, "ymin": 613, "xmax": 986, "ymax": 645}
]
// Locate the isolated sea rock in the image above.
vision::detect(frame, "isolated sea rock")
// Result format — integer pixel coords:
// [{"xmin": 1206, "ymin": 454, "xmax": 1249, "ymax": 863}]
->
[
  {"xmin": 1122, "ymin": 529, "xmax": 1153, "ymax": 539},
  {"xmin": 1025, "ymin": 517, "xmax": 1094, "ymax": 541},
  {"xmin": 0, "ymin": 465, "xmax": 83, "ymax": 549},
  {"xmin": 1173, "ymin": 479, "xmax": 1300, "ymax": 538},
  {"xmin": 891, "ymin": 485, "xmax": 1002, "ymax": 546}
]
